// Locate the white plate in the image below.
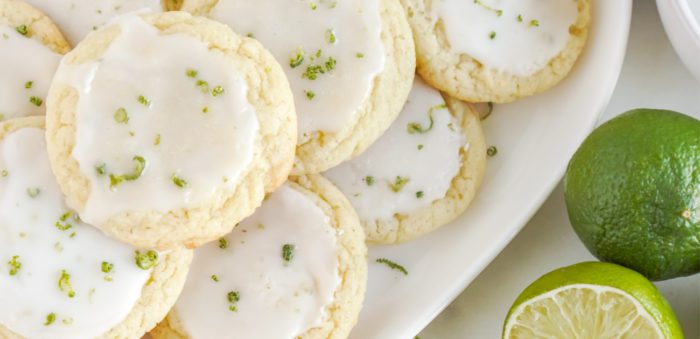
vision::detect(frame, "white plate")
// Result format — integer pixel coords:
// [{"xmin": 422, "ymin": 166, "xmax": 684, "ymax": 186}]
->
[{"xmin": 350, "ymin": 1, "xmax": 633, "ymax": 338}]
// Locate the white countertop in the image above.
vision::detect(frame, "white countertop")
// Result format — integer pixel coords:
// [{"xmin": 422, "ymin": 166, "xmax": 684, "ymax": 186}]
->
[{"xmin": 420, "ymin": 1, "xmax": 700, "ymax": 338}]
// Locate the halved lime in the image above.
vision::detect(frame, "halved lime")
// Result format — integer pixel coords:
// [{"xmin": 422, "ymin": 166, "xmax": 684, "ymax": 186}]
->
[{"xmin": 503, "ymin": 262, "xmax": 683, "ymax": 339}]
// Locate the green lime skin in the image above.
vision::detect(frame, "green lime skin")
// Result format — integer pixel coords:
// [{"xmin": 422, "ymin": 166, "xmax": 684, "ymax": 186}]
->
[
  {"xmin": 564, "ymin": 109, "xmax": 700, "ymax": 281},
  {"xmin": 505, "ymin": 262, "xmax": 684, "ymax": 339}
]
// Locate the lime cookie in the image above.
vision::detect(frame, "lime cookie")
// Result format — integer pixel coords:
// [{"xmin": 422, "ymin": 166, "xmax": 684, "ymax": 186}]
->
[
  {"xmin": 182, "ymin": 0, "xmax": 415, "ymax": 174},
  {"xmin": 23, "ymin": 0, "xmax": 164, "ymax": 46},
  {"xmin": 151, "ymin": 175, "xmax": 367, "ymax": 339},
  {"xmin": 325, "ymin": 77, "xmax": 486, "ymax": 244},
  {"xmin": 45, "ymin": 12, "xmax": 297, "ymax": 250},
  {"xmin": 400, "ymin": 0, "xmax": 591, "ymax": 103},
  {"xmin": 0, "ymin": 0, "xmax": 68, "ymax": 120},
  {"xmin": 0, "ymin": 117, "xmax": 192, "ymax": 339}
]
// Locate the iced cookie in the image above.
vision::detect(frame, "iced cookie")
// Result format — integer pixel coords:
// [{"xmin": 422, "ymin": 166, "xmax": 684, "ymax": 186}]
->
[
  {"xmin": 182, "ymin": 0, "xmax": 415, "ymax": 174},
  {"xmin": 325, "ymin": 77, "xmax": 486, "ymax": 244},
  {"xmin": 23, "ymin": 0, "xmax": 165, "ymax": 46},
  {"xmin": 164, "ymin": 0, "xmax": 182, "ymax": 11},
  {"xmin": 0, "ymin": 0, "xmax": 68, "ymax": 120},
  {"xmin": 45, "ymin": 12, "xmax": 297, "ymax": 250},
  {"xmin": 0, "ymin": 117, "xmax": 192, "ymax": 339},
  {"xmin": 150, "ymin": 175, "xmax": 367, "ymax": 339},
  {"xmin": 400, "ymin": 0, "xmax": 591, "ymax": 103}
]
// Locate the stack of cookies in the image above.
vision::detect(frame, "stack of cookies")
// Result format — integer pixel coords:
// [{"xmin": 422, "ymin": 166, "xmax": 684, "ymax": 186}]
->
[{"xmin": 0, "ymin": 0, "xmax": 590, "ymax": 338}]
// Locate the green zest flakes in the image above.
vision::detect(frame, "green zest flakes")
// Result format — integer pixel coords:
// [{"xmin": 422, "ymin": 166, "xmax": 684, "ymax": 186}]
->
[
  {"xmin": 375, "ymin": 258, "xmax": 408, "ymax": 275},
  {"xmin": 196, "ymin": 80, "xmax": 209, "ymax": 93},
  {"xmin": 388, "ymin": 176, "xmax": 410, "ymax": 193},
  {"xmin": 517, "ymin": 14, "xmax": 523, "ymax": 22},
  {"xmin": 282, "ymin": 244, "xmax": 295, "ymax": 263},
  {"xmin": 212, "ymin": 86, "xmax": 225, "ymax": 97},
  {"xmin": 302, "ymin": 56, "xmax": 337, "ymax": 80},
  {"xmin": 102, "ymin": 261, "xmax": 114, "ymax": 282},
  {"xmin": 302, "ymin": 64, "xmax": 325, "ymax": 80},
  {"xmin": 309, "ymin": 2, "xmax": 317, "ymax": 10},
  {"xmin": 55, "ymin": 212, "xmax": 73, "ymax": 231},
  {"xmin": 24, "ymin": 81, "xmax": 33, "ymax": 89},
  {"xmin": 1, "ymin": 170, "xmax": 7, "ymax": 177},
  {"xmin": 202, "ymin": 106, "xmax": 209, "ymax": 113},
  {"xmin": 487, "ymin": 146, "xmax": 498, "ymax": 157},
  {"xmin": 171, "ymin": 174, "xmax": 188, "ymax": 188},
  {"xmin": 304, "ymin": 90, "xmax": 316, "ymax": 100},
  {"xmin": 44, "ymin": 313, "xmax": 56, "ymax": 326},
  {"xmin": 211, "ymin": 274, "xmax": 219, "ymax": 282},
  {"xmin": 417, "ymin": 144, "xmax": 424, "ymax": 151},
  {"xmin": 154, "ymin": 134, "xmax": 161, "ymax": 146},
  {"xmin": 137, "ymin": 95, "xmax": 151, "ymax": 107},
  {"xmin": 26, "ymin": 187, "xmax": 41, "ymax": 198},
  {"xmin": 218, "ymin": 237, "xmax": 228, "ymax": 249},
  {"xmin": 114, "ymin": 107, "xmax": 129, "ymax": 124},
  {"xmin": 58, "ymin": 270, "xmax": 76, "ymax": 298},
  {"xmin": 529, "ymin": 19, "xmax": 540, "ymax": 27},
  {"xmin": 364, "ymin": 176, "xmax": 375, "ymax": 186},
  {"xmin": 109, "ymin": 156, "xmax": 146, "ymax": 189},
  {"xmin": 29, "ymin": 96, "xmax": 43, "ymax": 107},
  {"xmin": 95, "ymin": 163, "xmax": 106, "ymax": 176},
  {"xmin": 325, "ymin": 28, "xmax": 336, "ymax": 44},
  {"xmin": 135, "ymin": 250, "xmax": 158, "ymax": 270},
  {"xmin": 186, "ymin": 69, "xmax": 198, "ymax": 78},
  {"xmin": 356, "ymin": 53, "xmax": 364, "ymax": 59},
  {"xmin": 16, "ymin": 25, "xmax": 28, "ymax": 36},
  {"xmin": 227, "ymin": 291, "xmax": 240, "ymax": 312},
  {"xmin": 473, "ymin": 0, "xmax": 502, "ymax": 17},
  {"xmin": 101, "ymin": 261, "xmax": 113, "ymax": 273},
  {"xmin": 407, "ymin": 104, "xmax": 446, "ymax": 134},
  {"xmin": 324, "ymin": 56, "xmax": 337, "ymax": 71},
  {"xmin": 416, "ymin": 191, "xmax": 424, "ymax": 199},
  {"xmin": 7, "ymin": 255, "xmax": 21, "ymax": 276},
  {"xmin": 62, "ymin": 318, "xmax": 74, "ymax": 325},
  {"xmin": 489, "ymin": 31, "xmax": 496, "ymax": 39},
  {"xmin": 289, "ymin": 49, "xmax": 305, "ymax": 68}
]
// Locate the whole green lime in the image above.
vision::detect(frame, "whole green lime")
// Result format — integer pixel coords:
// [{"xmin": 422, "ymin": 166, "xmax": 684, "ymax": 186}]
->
[{"xmin": 564, "ymin": 108, "xmax": 700, "ymax": 280}]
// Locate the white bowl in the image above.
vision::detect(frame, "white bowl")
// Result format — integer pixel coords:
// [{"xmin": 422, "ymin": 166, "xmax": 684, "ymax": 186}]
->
[{"xmin": 657, "ymin": 0, "xmax": 700, "ymax": 83}]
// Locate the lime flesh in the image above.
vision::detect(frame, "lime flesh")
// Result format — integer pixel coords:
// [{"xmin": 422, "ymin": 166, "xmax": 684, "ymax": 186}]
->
[{"xmin": 503, "ymin": 262, "xmax": 684, "ymax": 339}]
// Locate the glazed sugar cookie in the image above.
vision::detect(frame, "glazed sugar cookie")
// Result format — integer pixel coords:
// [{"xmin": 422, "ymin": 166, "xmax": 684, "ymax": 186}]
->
[
  {"xmin": 401, "ymin": 0, "xmax": 591, "ymax": 103},
  {"xmin": 45, "ymin": 12, "xmax": 297, "ymax": 250},
  {"xmin": 150, "ymin": 175, "xmax": 367, "ymax": 339},
  {"xmin": 325, "ymin": 77, "xmax": 486, "ymax": 244},
  {"xmin": 182, "ymin": 0, "xmax": 415, "ymax": 174},
  {"xmin": 0, "ymin": 0, "xmax": 68, "ymax": 120},
  {"xmin": 23, "ymin": 0, "xmax": 165, "ymax": 46},
  {"xmin": 0, "ymin": 117, "xmax": 192, "ymax": 339},
  {"xmin": 164, "ymin": 0, "xmax": 182, "ymax": 11}
]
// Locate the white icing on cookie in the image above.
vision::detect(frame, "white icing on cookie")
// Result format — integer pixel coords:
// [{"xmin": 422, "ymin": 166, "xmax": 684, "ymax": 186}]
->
[
  {"xmin": 325, "ymin": 77, "xmax": 466, "ymax": 221},
  {"xmin": 0, "ymin": 127, "xmax": 152, "ymax": 339},
  {"xmin": 174, "ymin": 184, "xmax": 340, "ymax": 339},
  {"xmin": 431, "ymin": 0, "xmax": 578, "ymax": 76},
  {"xmin": 23, "ymin": 0, "xmax": 162, "ymax": 45},
  {"xmin": 54, "ymin": 15, "xmax": 259, "ymax": 225},
  {"xmin": 0, "ymin": 25, "xmax": 61, "ymax": 119},
  {"xmin": 209, "ymin": 0, "xmax": 384, "ymax": 139}
]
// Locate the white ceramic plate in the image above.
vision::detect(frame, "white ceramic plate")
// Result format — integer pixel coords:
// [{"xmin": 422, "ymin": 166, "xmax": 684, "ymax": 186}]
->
[{"xmin": 350, "ymin": 1, "xmax": 633, "ymax": 338}]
